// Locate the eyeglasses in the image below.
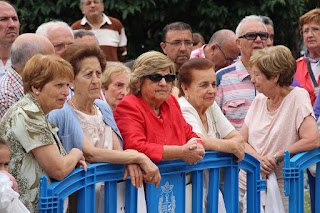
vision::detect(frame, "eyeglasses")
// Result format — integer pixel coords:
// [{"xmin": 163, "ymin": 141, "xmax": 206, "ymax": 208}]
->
[
  {"xmin": 216, "ymin": 45, "xmax": 234, "ymax": 63},
  {"xmin": 164, "ymin": 40, "xmax": 193, "ymax": 47},
  {"xmin": 143, "ymin": 74, "xmax": 176, "ymax": 82},
  {"xmin": 300, "ymin": 27, "xmax": 320, "ymax": 36},
  {"xmin": 238, "ymin": 32, "xmax": 268, "ymax": 40}
]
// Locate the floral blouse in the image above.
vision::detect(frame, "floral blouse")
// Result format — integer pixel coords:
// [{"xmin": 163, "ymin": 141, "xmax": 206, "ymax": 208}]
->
[{"xmin": 0, "ymin": 93, "xmax": 67, "ymax": 213}]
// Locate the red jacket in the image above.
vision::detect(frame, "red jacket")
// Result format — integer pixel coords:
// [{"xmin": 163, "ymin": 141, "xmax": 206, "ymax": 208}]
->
[
  {"xmin": 114, "ymin": 94, "xmax": 199, "ymax": 162},
  {"xmin": 295, "ymin": 56, "xmax": 320, "ymax": 105}
]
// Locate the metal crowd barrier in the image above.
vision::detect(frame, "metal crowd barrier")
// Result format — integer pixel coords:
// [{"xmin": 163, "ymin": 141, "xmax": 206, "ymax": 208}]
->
[
  {"xmin": 283, "ymin": 147, "xmax": 320, "ymax": 213},
  {"xmin": 39, "ymin": 151, "xmax": 265, "ymax": 213}
]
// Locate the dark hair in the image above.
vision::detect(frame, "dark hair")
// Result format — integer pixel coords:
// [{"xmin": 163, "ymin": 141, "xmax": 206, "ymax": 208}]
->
[
  {"xmin": 260, "ymin": 16, "xmax": 274, "ymax": 27},
  {"xmin": 193, "ymin": 33, "xmax": 205, "ymax": 46},
  {"xmin": 162, "ymin": 22, "xmax": 192, "ymax": 42},
  {"xmin": 61, "ymin": 44, "xmax": 106, "ymax": 76},
  {"xmin": 178, "ymin": 58, "xmax": 214, "ymax": 97},
  {"xmin": 74, "ymin": 29, "xmax": 96, "ymax": 39}
]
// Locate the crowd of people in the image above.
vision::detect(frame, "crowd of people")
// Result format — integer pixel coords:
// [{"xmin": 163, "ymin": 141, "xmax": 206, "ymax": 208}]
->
[{"xmin": 0, "ymin": 0, "xmax": 320, "ymax": 212}]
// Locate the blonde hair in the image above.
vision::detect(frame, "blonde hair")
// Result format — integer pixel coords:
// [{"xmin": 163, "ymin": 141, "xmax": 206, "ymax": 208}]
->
[
  {"xmin": 22, "ymin": 54, "xmax": 74, "ymax": 93},
  {"xmin": 249, "ymin": 45, "xmax": 296, "ymax": 87},
  {"xmin": 129, "ymin": 51, "xmax": 175, "ymax": 96},
  {"xmin": 102, "ymin": 62, "xmax": 131, "ymax": 90}
]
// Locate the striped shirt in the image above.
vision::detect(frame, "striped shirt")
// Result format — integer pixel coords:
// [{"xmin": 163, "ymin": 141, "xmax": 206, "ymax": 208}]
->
[
  {"xmin": 190, "ymin": 45, "xmax": 206, "ymax": 59},
  {"xmin": 216, "ymin": 60, "xmax": 256, "ymax": 131},
  {"xmin": 72, "ymin": 14, "xmax": 127, "ymax": 62},
  {"xmin": 0, "ymin": 66, "xmax": 24, "ymax": 118}
]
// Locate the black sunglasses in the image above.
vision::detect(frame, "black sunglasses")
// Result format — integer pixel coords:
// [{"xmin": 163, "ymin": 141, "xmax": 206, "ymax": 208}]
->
[
  {"xmin": 238, "ymin": 32, "xmax": 268, "ymax": 40},
  {"xmin": 143, "ymin": 74, "xmax": 176, "ymax": 82}
]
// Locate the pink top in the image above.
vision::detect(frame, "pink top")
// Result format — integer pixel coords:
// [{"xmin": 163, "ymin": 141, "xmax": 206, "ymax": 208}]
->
[
  {"xmin": 74, "ymin": 105, "xmax": 113, "ymax": 150},
  {"xmin": 239, "ymin": 87, "xmax": 314, "ymax": 194}
]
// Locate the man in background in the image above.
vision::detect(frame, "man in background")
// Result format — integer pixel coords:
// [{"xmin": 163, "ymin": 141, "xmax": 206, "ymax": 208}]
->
[
  {"xmin": 71, "ymin": 0, "xmax": 127, "ymax": 61},
  {"xmin": 0, "ymin": 1, "xmax": 19, "ymax": 76}
]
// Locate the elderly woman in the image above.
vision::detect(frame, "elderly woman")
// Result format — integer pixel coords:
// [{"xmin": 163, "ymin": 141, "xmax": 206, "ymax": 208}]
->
[
  {"xmin": 101, "ymin": 62, "xmax": 130, "ymax": 111},
  {"xmin": 114, "ymin": 51, "xmax": 205, "ymax": 164},
  {"xmin": 177, "ymin": 58, "xmax": 244, "ymax": 212},
  {"xmin": 47, "ymin": 45, "xmax": 160, "ymax": 211},
  {"xmin": 239, "ymin": 45, "xmax": 320, "ymax": 211},
  {"xmin": 295, "ymin": 8, "xmax": 320, "ymax": 106},
  {"xmin": 178, "ymin": 58, "xmax": 244, "ymax": 160},
  {"xmin": 0, "ymin": 54, "xmax": 86, "ymax": 212}
]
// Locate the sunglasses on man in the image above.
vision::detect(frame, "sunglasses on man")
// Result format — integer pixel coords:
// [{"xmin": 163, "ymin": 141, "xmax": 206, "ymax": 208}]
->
[
  {"xmin": 238, "ymin": 32, "xmax": 269, "ymax": 40},
  {"xmin": 143, "ymin": 74, "xmax": 176, "ymax": 82}
]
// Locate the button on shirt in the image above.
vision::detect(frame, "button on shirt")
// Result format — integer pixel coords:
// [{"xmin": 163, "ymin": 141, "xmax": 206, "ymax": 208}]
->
[
  {"xmin": 215, "ymin": 60, "xmax": 256, "ymax": 131},
  {"xmin": 0, "ymin": 66, "xmax": 24, "ymax": 118}
]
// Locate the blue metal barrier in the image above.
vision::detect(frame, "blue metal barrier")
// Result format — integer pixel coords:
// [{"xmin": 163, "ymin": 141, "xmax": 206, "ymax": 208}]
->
[
  {"xmin": 39, "ymin": 151, "xmax": 265, "ymax": 213},
  {"xmin": 283, "ymin": 147, "xmax": 320, "ymax": 213}
]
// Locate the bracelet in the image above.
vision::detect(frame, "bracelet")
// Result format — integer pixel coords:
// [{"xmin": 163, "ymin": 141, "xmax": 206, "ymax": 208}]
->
[{"xmin": 273, "ymin": 153, "xmax": 281, "ymax": 165}]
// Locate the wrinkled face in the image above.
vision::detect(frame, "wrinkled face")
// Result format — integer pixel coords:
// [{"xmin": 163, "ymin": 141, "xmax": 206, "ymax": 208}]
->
[
  {"xmin": 140, "ymin": 68, "xmax": 173, "ymax": 107},
  {"xmin": 74, "ymin": 35, "xmax": 99, "ymax": 47},
  {"xmin": 36, "ymin": 77, "xmax": 71, "ymax": 114},
  {"xmin": 0, "ymin": 145, "xmax": 10, "ymax": 172},
  {"xmin": 237, "ymin": 20, "xmax": 268, "ymax": 62},
  {"xmin": 81, "ymin": 0, "xmax": 104, "ymax": 19},
  {"xmin": 182, "ymin": 68, "xmax": 216, "ymax": 112},
  {"xmin": 266, "ymin": 24, "xmax": 274, "ymax": 47},
  {"xmin": 47, "ymin": 26, "xmax": 73, "ymax": 56},
  {"xmin": 103, "ymin": 73, "xmax": 129, "ymax": 111},
  {"xmin": 251, "ymin": 64, "xmax": 277, "ymax": 95},
  {"xmin": 0, "ymin": 3, "xmax": 19, "ymax": 45},
  {"xmin": 161, "ymin": 30, "xmax": 193, "ymax": 68},
  {"xmin": 73, "ymin": 57, "xmax": 102, "ymax": 101},
  {"xmin": 302, "ymin": 21, "xmax": 320, "ymax": 53},
  {"xmin": 207, "ymin": 43, "xmax": 240, "ymax": 71}
]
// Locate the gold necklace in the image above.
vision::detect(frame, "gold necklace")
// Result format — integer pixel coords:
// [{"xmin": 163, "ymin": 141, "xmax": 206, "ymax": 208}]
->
[{"xmin": 69, "ymin": 98, "xmax": 97, "ymax": 115}]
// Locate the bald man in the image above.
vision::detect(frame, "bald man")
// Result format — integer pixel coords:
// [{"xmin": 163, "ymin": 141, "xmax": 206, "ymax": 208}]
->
[
  {"xmin": 0, "ymin": 33, "xmax": 54, "ymax": 118},
  {"xmin": 0, "ymin": 1, "xmax": 20, "ymax": 76},
  {"xmin": 190, "ymin": 29, "xmax": 240, "ymax": 71}
]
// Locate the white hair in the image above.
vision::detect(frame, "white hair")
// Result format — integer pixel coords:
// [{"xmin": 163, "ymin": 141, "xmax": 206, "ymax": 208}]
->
[
  {"xmin": 235, "ymin": 15, "xmax": 266, "ymax": 37},
  {"xmin": 35, "ymin": 21, "xmax": 74, "ymax": 39}
]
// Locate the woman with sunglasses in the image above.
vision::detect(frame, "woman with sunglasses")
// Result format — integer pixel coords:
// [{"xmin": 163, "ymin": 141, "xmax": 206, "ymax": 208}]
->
[{"xmin": 114, "ymin": 51, "xmax": 205, "ymax": 165}]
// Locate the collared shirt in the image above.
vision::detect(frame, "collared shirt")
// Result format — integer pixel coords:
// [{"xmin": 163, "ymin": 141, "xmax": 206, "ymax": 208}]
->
[
  {"xmin": 80, "ymin": 13, "xmax": 112, "ymax": 28},
  {"xmin": 215, "ymin": 60, "xmax": 256, "ymax": 131},
  {"xmin": 0, "ymin": 58, "xmax": 11, "ymax": 77},
  {"xmin": 0, "ymin": 66, "xmax": 24, "ymax": 118},
  {"xmin": 190, "ymin": 45, "xmax": 206, "ymax": 59},
  {"xmin": 72, "ymin": 13, "xmax": 127, "ymax": 61}
]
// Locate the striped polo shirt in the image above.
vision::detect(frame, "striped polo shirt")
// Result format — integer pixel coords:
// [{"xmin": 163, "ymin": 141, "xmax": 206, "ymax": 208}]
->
[
  {"xmin": 72, "ymin": 14, "xmax": 127, "ymax": 62},
  {"xmin": 216, "ymin": 60, "xmax": 256, "ymax": 131}
]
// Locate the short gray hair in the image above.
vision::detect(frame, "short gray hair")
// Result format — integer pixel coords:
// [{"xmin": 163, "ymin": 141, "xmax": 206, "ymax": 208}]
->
[
  {"xmin": 35, "ymin": 21, "xmax": 74, "ymax": 39},
  {"xmin": 235, "ymin": 15, "xmax": 265, "ymax": 37},
  {"xmin": 80, "ymin": 0, "xmax": 103, "ymax": 6},
  {"xmin": 11, "ymin": 41, "xmax": 42, "ymax": 69}
]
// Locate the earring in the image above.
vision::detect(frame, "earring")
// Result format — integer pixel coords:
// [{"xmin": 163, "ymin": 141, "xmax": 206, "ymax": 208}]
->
[
  {"xmin": 35, "ymin": 91, "xmax": 40, "ymax": 95},
  {"xmin": 70, "ymin": 86, "xmax": 74, "ymax": 90},
  {"xmin": 186, "ymin": 96, "xmax": 189, "ymax": 100}
]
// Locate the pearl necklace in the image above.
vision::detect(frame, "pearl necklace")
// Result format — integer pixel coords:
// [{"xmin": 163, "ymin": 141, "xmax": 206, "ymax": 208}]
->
[{"xmin": 69, "ymin": 98, "xmax": 97, "ymax": 115}]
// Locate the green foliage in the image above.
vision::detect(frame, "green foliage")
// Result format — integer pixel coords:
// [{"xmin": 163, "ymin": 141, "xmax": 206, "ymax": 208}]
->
[{"xmin": 10, "ymin": 0, "xmax": 320, "ymax": 60}]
